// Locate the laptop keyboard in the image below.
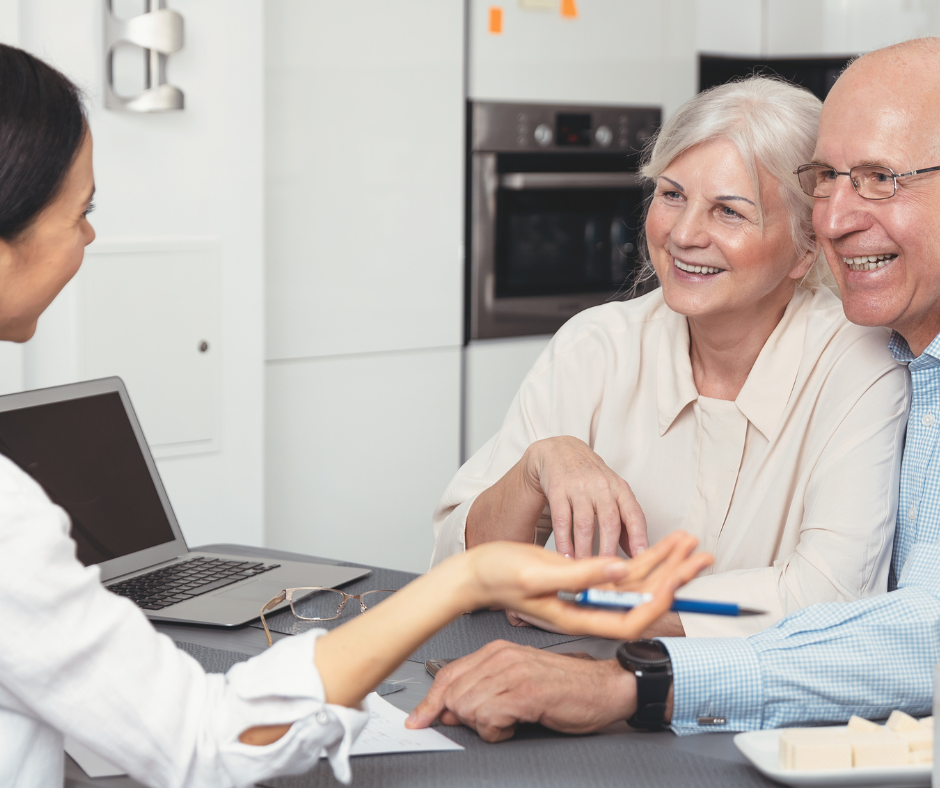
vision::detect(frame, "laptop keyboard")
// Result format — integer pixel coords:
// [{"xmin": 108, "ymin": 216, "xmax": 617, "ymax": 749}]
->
[{"xmin": 107, "ymin": 557, "xmax": 281, "ymax": 611}]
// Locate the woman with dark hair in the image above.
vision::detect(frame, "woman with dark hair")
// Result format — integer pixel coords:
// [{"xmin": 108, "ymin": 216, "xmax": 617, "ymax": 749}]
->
[{"xmin": 0, "ymin": 45, "xmax": 711, "ymax": 788}]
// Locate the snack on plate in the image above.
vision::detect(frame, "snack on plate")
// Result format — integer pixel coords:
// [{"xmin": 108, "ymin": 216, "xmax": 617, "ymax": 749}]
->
[{"xmin": 778, "ymin": 713, "xmax": 934, "ymax": 771}]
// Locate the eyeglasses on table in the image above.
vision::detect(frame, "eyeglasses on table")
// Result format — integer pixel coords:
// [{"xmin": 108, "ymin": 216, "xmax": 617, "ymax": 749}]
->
[{"xmin": 259, "ymin": 586, "xmax": 396, "ymax": 647}]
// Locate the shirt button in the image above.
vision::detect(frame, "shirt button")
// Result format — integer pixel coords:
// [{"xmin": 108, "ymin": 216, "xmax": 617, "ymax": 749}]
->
[
  {"xmin": 909, "ymin": 506, "xmax": 918, "ymax": 521},
  {"xmin": 923, "ymin": 413, "xmax": 935, "ymax": 427},
  {"xmin": 316, "ymin": 710, "xmax": 330, "ymax": 725}
]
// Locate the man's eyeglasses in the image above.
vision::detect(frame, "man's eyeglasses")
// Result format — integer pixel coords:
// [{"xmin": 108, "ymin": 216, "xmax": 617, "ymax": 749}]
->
[
  {"xmin": 795, "ymin": 162, "xmax": 940, "ymax": 201},
  {"xmin": 259, "ymin": 587, "xmax": 396, "ymax": 647}
]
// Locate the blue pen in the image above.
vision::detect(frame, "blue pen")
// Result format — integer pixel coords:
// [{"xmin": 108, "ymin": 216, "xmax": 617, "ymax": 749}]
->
[{"xmin": 558, "ymin": 589, "xmax": 766, "ymax": 617}]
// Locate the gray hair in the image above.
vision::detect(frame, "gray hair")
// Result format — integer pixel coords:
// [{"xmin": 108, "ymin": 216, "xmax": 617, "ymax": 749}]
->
[{"xmin": 632, "ymin": 76, "xmax": 835, "ymax": 293}]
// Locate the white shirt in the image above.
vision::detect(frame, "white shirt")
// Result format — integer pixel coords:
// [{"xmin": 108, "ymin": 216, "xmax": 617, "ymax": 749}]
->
[
  {"xmin": 0, "ymin": 454, "xmax": 368, "ymax": 788},
  {"xmin": 432, "ymin": 287, "xmax": 909, "ymax": 637}
]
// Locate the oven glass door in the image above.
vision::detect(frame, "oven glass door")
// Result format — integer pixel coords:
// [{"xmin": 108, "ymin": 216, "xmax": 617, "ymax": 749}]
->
[{"xmin": 495, "ymin": 185, "xmax": 645, "ymax": 298}]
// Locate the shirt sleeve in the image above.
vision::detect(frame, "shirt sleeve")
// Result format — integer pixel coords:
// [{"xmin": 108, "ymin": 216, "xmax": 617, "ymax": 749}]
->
[
  {"xmin": 0, "ymin": 462, "xmax": 369, "ymax": 788},
  {"xmin": 662, "ymin": 538, "xmax": 940, "ymax": 734}
]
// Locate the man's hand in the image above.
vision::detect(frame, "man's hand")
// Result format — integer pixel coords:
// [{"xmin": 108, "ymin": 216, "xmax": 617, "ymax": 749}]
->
[{"xmin": 405, "ymin": 641, "xmax": 637, "ymax": 742}]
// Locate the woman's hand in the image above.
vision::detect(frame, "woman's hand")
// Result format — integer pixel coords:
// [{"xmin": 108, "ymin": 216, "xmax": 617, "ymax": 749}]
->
[
  {"xmin": 523, "ymin": 436, "xmax": 648, "ymax": 558},
  {"xmin": 461, "ymin": 531, "xmax": 712, "ymax": 640}
]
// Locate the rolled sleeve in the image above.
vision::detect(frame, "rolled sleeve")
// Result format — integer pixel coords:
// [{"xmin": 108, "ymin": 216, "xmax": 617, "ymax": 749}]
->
[
  {"xmin": 659, "ymin": 637, "xmax": 764, "ymax": 735},
  {"xmin": 217, "ymin": 631, "xmax": 369, "ymax": 785}
]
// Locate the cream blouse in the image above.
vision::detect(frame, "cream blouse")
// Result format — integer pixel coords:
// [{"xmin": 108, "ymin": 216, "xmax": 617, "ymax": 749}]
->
[{"xmin": 432, "ymin": 286, "xmax": 909, "ymax": 637}]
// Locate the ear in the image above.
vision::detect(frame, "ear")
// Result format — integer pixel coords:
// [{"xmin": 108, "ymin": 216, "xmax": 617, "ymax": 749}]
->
[{"xmin": 788, "ymin": 241, "xmax": 819, "ymax": 281}]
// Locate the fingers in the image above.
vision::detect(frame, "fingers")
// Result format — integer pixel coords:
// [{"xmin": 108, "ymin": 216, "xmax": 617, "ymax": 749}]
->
[
  {"xmin": 570, "ymin": 492, "xmax": 596, "ymax": 559},
  {"xmin": 595, "ymin": 497, "xmax": 622, "ymax": 557},
  {"xmin": 547, "ymin": 487, "xmax": 575, "ymax": 558},
  {"xmin": 506, "ymin": 610, "xmax": 532, "ymax": 628},
  {"xmin": 616, "ymin": 485, "xmax": 648, "ymax": 557},
  {"xmin": 406, "ymin": 641, "xmax": 509, "ymax": 729}
]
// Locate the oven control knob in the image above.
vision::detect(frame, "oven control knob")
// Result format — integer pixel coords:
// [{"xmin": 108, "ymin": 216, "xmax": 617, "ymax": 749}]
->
[
  {"xmin": 534, "ymin": 123, "xmax": 553, "ymax": 147},
  {"xmin": 595, "ymin": 125, "xmax": 613, "ymax": 147}
]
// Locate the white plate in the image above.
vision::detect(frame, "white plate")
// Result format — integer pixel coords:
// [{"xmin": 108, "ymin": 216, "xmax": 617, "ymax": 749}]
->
[{"xmin": 733, "ymin": 727, "xmax": 931, "ymax": 787}]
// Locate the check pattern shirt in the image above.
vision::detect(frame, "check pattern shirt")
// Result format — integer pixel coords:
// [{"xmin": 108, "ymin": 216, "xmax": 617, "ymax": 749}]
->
[{"xmin": 664, "ymin": 330, "xmax": 940, "ymax": 734}]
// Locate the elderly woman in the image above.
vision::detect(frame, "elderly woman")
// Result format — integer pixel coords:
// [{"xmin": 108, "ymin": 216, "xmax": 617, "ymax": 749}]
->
[
  {"xmin": 431, "ymin": 77, "xmax": 909, "ymax": 639},
  {"xmin": 0, "ymin": 44, "xmax": 714, "ymax": 788}
]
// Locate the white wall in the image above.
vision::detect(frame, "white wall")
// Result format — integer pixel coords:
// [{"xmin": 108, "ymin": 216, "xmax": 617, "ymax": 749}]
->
[
  {"xmin": 264, "ymin": 1, "xmax": 464, "ymax": 573},
  {"xmin": 8, "ymin": 0, "xmax": 266, "ymax": 548}
]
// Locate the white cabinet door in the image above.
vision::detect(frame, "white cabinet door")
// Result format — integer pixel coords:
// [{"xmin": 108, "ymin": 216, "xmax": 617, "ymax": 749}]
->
[
  {"xmin": 265, "ymin": 347, "xmax": 461, "ymax": 574},
  {"xmin": 468, "ymin": 0, "xmax": 664, "ymax": 105},
  {"xmin": 77, "ymin": 240, "xmax": 220, "ymax": 458},
  {"xmin": 265, "ymin": 0, "xmax": 464, "ymax": 361},
  {"xmin": 464, "ymin": 336, "xmax": 551, "ymax": 460}
]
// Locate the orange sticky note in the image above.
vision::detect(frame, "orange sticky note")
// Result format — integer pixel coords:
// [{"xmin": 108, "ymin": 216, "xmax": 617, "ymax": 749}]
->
[
  {"xmin": 488, "ymin": 6, "xmax": 503, "ymax": 34},
  {"xmin": 561, "ymin": 0, "xmax": 578, "ymax": 18}
]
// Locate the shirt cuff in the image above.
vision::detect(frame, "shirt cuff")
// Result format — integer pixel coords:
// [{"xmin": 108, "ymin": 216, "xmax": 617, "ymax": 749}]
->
[
  {"xmin": 658, "ymin": 637, "xmax": 764, "ymax": 735},
  {"xmin": 219, "ymin": 630, "xmax": 369, "ymax": 784},
  {"xmin": 430, "ymin": 495, "xmax": 478, "ymax": 567}
]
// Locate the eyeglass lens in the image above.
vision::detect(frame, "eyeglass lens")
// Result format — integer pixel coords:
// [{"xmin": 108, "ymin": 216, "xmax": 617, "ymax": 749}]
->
[
  {"xmin": 798, "ymin": 164, "xmax": 896, "ymax": 200},
  {"xmin": 289, "ymin": 588, "xmax": 395, "ymax": 621}
]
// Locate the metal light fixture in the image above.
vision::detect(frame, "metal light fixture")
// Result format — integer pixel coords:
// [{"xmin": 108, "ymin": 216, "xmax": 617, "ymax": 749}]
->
[{"xmin": 104, "ymin": 0, "xmax": 184, "ymax": 112}]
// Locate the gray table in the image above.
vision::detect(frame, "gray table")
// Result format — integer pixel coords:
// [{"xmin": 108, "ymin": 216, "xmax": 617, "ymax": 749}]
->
[{"xmin": 65, "ymin": 544, "xmax": 774, "ymax": 788}]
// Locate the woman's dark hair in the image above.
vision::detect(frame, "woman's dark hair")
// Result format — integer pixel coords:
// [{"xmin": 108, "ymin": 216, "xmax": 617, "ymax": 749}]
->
[{"xmin": 0, "ymin": 44, "xmax": 86, "ymax": 239}]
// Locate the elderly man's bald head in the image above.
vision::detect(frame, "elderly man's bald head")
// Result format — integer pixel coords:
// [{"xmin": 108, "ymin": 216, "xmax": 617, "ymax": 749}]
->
[
  {"xmin": 827, "ymin": 38, "xmax": 940, "ymax": 156},
  {"xmin": 813, "ymin": 37, "xmax": 940, "ymax": 354}
]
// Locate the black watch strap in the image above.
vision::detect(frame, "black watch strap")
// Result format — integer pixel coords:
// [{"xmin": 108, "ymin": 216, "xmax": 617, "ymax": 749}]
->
[{"xmin": 616, "ymin": 640, "xmax": 673, "ymax": 730}]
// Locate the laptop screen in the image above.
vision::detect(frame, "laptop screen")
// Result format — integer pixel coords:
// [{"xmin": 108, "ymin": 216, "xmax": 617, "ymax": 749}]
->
[{"xmin": 0, "ymin": 391, "xmax": 175, "ymax": 566}]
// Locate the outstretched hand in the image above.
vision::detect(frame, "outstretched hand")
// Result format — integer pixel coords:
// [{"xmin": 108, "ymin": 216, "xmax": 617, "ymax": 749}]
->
[{"xmin": 463, "ymin": 530, "xmax": 712, "ymax": 640}]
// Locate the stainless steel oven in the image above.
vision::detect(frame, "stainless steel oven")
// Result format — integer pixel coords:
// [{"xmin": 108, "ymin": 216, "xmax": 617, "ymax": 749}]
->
[{"xmin": 468, "ymin": 101, "xmax": 661, "ymax": 340}]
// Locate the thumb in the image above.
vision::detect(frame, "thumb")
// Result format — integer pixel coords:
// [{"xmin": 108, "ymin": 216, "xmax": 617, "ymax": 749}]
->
[{"xmin": 405, "ymin": 690, "xmax": 445, "ymax": 729}]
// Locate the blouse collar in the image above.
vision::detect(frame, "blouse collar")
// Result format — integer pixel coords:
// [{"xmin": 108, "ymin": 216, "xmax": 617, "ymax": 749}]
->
[{"xmin": 657, "ymin": 286, "xmax": 811, "ymax": 441}]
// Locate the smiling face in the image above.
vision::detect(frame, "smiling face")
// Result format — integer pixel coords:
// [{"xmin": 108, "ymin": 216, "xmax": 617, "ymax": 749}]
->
[
  {"xmin": 0, "ymin": 131, "xmax": 96, "ymax": 342},
  {"xmin": 646, "ymin": 138, "xmax": 812, "ymax": 328},
  {"xmin": 813, "ymin": 48, "xmax": 940, "ymax": 355}
]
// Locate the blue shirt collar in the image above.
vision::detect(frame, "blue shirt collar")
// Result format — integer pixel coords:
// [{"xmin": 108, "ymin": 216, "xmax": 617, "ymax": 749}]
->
[{"xmin": 889, "ymin": 330, "xmax": 940, "ymax": 366}]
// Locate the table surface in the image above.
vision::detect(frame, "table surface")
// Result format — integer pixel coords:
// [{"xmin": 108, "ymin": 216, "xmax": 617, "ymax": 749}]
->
[{"xmin": 64, "ymin": 544, "xmax": 774, "ymax": 788}]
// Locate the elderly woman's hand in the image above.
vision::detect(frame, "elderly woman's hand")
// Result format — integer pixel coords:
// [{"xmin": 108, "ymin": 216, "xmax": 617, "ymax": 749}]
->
[{"xmin": 523, "ymin": 436, "xmax": 648, "ymax": 559}]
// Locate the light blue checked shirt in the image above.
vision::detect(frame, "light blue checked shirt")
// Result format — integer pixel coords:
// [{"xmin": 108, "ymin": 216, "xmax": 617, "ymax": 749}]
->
[{"xmin": 663, "ymin": 330, "xmax": 940, "ymax": 733}]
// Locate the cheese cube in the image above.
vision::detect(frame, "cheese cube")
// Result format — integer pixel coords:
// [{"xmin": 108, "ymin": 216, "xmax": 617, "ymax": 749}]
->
[
  {"xmin": 894, "ymin": 728, "xmax": 933, "ymax": 752},
  {"xmin": 885, "ymin": 710, "xmax": 925, "ymax": 732},
  {"xmin": 909, "ymin": 748, "xmax": 933, "ymax": 765},
  {"xmin": 844, "ymin": 731, "xmax": 909, "ymax": 767},
  {"xmin": 779, "ymin": 729, "xmax": 852, "ymax": 770},
  {"xmin": 920, "ymin": 716, "xmax": 934, "ymax": 729},
  {"xmin": 847, "ymin": 715, "xmax": 883, "ymax": 732}
]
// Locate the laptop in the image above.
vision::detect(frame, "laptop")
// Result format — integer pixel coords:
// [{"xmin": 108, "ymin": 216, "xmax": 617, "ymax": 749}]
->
[{"xmin": 0, "ymin": 376, "xmax": 369, "ymax": 626}]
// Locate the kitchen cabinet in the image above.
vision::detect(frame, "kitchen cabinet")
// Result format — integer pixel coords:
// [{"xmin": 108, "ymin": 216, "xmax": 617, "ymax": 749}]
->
[
  {"xmin": 265, "ymin": 0, "xmax": 464, "ymax": 361},
  {"xmin": 464, "ymin": 336, "xmax": 551, "ymax": 461},
  {"xmin": 265, "ymin": 347, "xmax": 461, "ymax": 574}
]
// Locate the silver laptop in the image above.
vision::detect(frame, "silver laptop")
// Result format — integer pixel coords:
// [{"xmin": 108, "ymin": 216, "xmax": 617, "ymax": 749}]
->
[{"xmin": 0, "ymin": 376, "xmax": 369, "ymax": 626}]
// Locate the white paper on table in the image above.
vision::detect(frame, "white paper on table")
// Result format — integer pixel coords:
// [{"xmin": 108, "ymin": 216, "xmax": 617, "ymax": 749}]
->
[
  {"xmin": 341, "ymin": 692, "xmax": 464, "ymax": 757},
  {"xmin": 65, "ymin": 736, "xmax": 126, "ymax": 778}
]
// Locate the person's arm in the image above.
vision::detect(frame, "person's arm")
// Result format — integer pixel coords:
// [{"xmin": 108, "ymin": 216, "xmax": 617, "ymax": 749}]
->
[
  {"xmin": 663, "ymin": 538, "xmax": 940, "ymax": 734},
  {"xmin": 246, "ymin": 531, "xmax": 712, "ymax": 744},
  {"xmin": 465, "ymin": 436, "xmax": 648, "ymax": 559},
  {"xmin": 410, "ymin": 539, "xmax": 940, "ymax": 740}
]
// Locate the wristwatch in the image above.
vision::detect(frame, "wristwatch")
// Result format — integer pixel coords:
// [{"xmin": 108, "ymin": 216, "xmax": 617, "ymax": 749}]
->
[{"xmin": 616, "ymin": 639, "xmax": 673, "ymax": 730}]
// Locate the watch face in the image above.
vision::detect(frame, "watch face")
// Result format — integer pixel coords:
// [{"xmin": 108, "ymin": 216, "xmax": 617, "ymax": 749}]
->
[{"xmin": 626, "ymin": 640, "xmax": 667, "ymax": 661}]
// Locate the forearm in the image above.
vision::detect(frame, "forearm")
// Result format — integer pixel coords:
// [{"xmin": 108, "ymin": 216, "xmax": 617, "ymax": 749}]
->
[
  {"xmin": 314, "ymin": 557, "xmax": 474, "ymax": 707},
  {"xmin": 466, "ymin": 451, "xmax": 547, "ymax": 549}
]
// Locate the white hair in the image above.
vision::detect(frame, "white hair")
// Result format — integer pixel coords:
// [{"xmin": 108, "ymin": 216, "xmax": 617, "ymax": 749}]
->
[{"xmin": 633, "ymin": 76, "xmax": 835, "ymax": 293}]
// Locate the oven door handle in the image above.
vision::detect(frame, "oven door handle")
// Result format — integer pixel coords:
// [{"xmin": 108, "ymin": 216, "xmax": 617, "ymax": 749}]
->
[{"xmin": 499, "ymin": 172, "xmax": 643, "ymax": 190}]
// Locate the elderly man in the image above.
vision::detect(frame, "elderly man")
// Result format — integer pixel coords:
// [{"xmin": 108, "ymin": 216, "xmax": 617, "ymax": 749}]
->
[{"xmin": 407, "ymin": 37, "xmax": 940, "ymax": 739}]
